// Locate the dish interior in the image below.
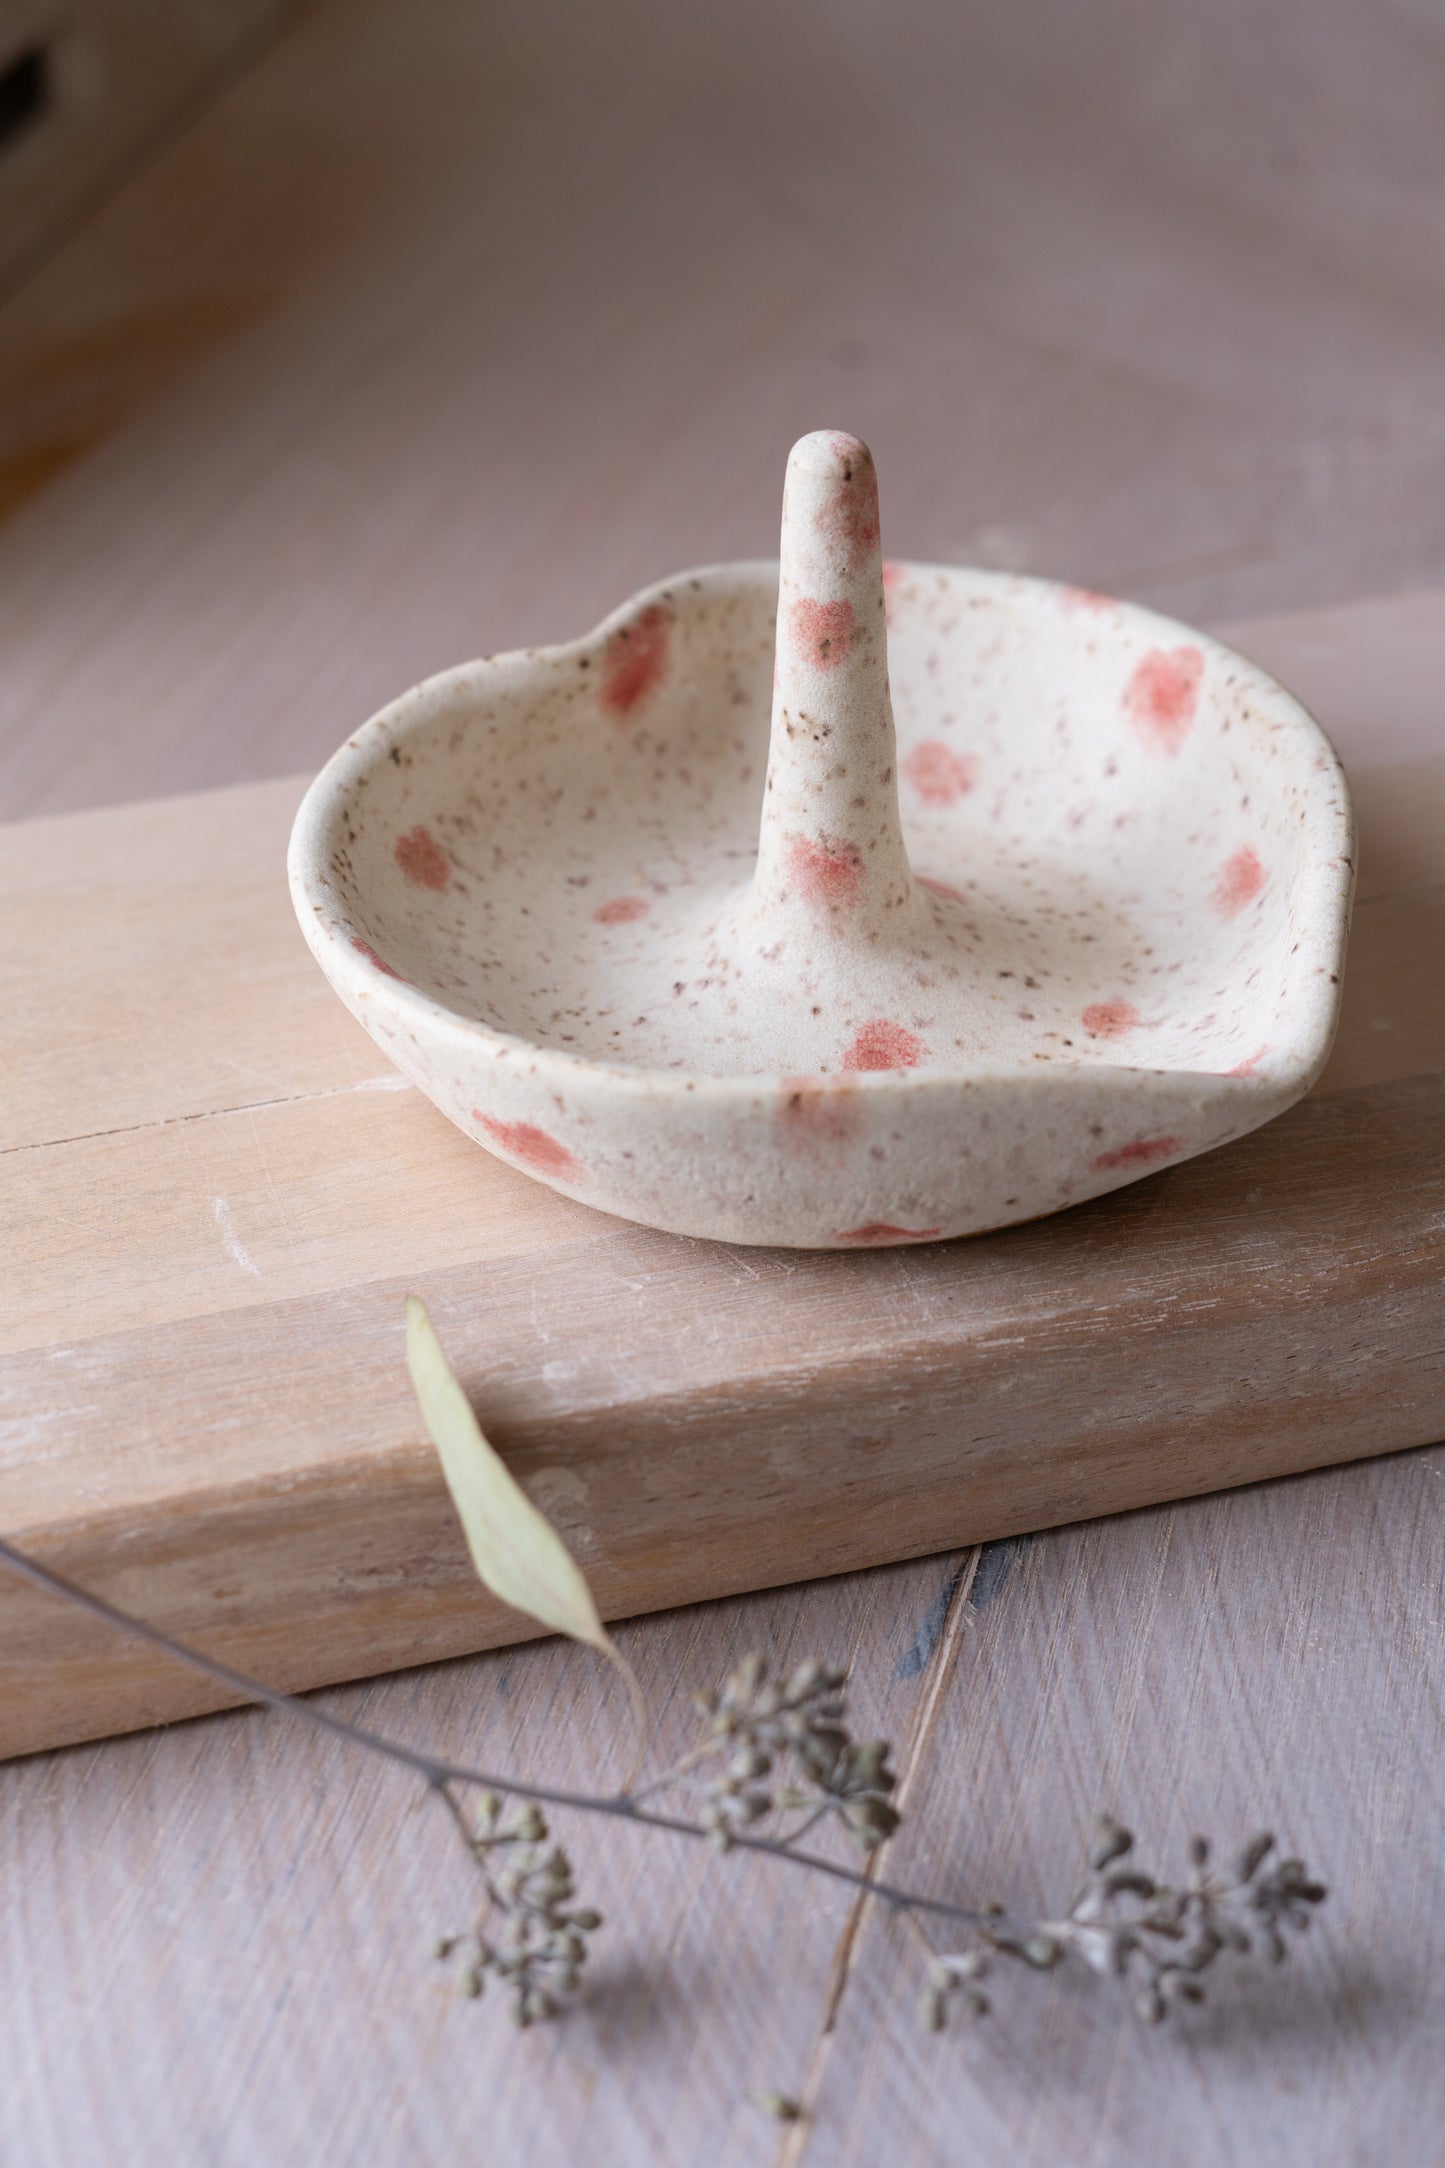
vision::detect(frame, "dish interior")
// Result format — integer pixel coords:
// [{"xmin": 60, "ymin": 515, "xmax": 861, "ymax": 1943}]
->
[{"xmin": 319, "ymin": 566, "xmax": 1344, "ymax": 1082}]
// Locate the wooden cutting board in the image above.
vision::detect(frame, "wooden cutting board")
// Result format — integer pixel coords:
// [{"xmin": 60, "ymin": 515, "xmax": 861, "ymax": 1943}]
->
[{"xmin": 3, "ymin": 594, "xmax": 1444, "ymax": 1761}]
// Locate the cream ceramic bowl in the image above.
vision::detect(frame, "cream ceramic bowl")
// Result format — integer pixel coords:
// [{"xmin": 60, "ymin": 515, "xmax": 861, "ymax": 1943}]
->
[{"xmin": 288, "ymin": 432, "xmax": 1353, "ymax": 1247}]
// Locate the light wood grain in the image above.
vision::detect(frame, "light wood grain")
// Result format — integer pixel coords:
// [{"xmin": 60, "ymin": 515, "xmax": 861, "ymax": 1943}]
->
[
  {"xmin": 3, "ymin": 695, "xmax": 1444, "ymax": 1758},
  {"xmin": 2, "ymin": 0, "xmax": 1444, "ymax": 2161},
  {"xmin": 785, "ymin": 1454, "xmax": 1445, "ymax": 2167},
  {"xmin": 0, "ymin": 1554, "xmax": 977, "ymax": 2168}
]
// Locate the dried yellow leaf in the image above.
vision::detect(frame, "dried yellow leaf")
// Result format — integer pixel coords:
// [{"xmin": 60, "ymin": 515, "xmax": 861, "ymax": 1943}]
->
[{"xmin": 405, "ymin": 1296, "xmax": 646, "ymax": 1760}]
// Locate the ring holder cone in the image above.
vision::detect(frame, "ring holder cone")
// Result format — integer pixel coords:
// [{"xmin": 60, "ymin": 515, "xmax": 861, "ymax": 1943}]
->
[{"xmin": 289, "ymin": 430, "xmax": 1354, "ymax": 1248}]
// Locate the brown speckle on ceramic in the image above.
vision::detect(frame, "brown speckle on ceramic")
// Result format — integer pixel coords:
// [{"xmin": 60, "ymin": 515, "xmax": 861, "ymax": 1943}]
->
[{"xmin": 288, "ymin": 430, "xmax": 1355, "ymax": 1248}]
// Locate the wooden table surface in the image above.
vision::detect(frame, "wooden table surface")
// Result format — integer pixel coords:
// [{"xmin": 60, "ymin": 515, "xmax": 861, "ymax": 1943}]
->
[{"xmin": 2, "ymin": 3, "xmax": 1443, "ymax": 2161}]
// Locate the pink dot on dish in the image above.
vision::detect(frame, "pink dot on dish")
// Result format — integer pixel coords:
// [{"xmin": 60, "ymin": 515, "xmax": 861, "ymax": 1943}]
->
[
  {"xmin": 835, "ymin": 1221, "xmax": 941, "ymax": 1245},
  {"xmin": 1213, "ymin": 846, "xmax": 1266, "ymax": 917},
  {"xmin": 1123, "ymin": 647, "xmax": 1204, "ymax": 755},
  {"xmin": 600, "ymin": 604, "xmax": 670, "ymax": 718},
  {"xmin": 393, "ymin": 825, "xmax": 450, "ymax": 891},
  {"xmin": 789, "ymin": 596, "xmax": 856, "ymax": 669},
  {"xmin": 903, "ymin": 740, "xmax": 978, "ymax": 806},
  {"xmin": 1081, "ymin": 998, "xmax": 1140, "ymax": 1039},
  {"xmin": 475, "ymin": 1115, "xmax": 584, "ymax": 1182},
  {"xmin": 1093, "ymin": 1134, "xmax": 1183, "ymax": 1172},
  {"xmin": 843, "ymin": 1019, "xmax": 924, "ymax": 1071},
  {"xmin": 350, "ymin": 936, "xmax": 403, "ymax": 979},
  {"xmin": 788, "ymin": 834, "xmax": 864, "ymax": 911}
]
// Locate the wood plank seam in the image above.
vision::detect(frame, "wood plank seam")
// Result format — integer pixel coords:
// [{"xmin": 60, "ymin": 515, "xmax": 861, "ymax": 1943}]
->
[{"xmin": 0, "ymin": 1075, "xmax": 415, "ymax": 1162}]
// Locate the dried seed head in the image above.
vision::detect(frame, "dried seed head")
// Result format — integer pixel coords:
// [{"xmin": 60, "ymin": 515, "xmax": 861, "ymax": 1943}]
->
[
  {"xmin": 733, "ymin": 1654, "xmax": 765, "ymax": 1698},
  {"xmin": 730, "ymin": 1746, "xmax": 772, "ymax": 1781},
  {"xmin": 752, "ymin": 2093, "xmax": 801, "ymax": 2123},
  {"xmin": 1022, "ymin": 1936, "xmax": 1061, "ymax": 1970},
  {"xmin": 1234, "ymin": 1833, "xmax": 1274, "ymax": 1882},
  {"xmin": 1090, "ymin": 1816, "xmax": 1134, "ymax": 1872},
  {"xmin": 844, "ymin": 1798, "xmax": 900, "ymax": 1847}
]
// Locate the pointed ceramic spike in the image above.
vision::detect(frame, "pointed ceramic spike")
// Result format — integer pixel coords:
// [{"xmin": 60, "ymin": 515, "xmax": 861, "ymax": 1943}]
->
[{"xmin": 750, "ymin": 431, "xmax": 919, "ymax": 936}]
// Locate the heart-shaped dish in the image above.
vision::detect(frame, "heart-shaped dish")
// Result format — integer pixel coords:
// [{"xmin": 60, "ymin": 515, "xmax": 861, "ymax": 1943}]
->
[{"xmin": 288, "ymin": 431, "xmax": 1354, "ymax": 1247}]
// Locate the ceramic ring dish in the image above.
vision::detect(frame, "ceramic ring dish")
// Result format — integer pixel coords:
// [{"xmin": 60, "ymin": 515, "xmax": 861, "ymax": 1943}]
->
[{"xmin": 289, "ymin": 431, "xmax": 1354, "ymax": 1249}]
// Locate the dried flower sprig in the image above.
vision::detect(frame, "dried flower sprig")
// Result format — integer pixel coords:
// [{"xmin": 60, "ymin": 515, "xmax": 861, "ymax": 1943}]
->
[
  {"xmin": 432, "ymin": 1788, "xmax": 603, "ymax": 2025},
  {"xmin": 917, "ymin": 1815, "xmax": 1326, "ymax": 2032},
  {"xmin": 0, "ymin": 1537, "xmax": 1326, "ymax": 2045},
  {"xmin": 633, "ymin": 1653, "xmax": 899, "ymax": 1852},
  {"xmin": 0, "ymin": 1297, "xmax": 1329, "ymax": 2064}
]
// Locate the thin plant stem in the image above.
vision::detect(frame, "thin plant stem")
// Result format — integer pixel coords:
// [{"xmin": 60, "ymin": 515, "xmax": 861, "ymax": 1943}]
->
[
  {"xmin": 776, "ymin": 1804, "xmax": 833, "ymax": 1848},
  {"xmin": 0, "ymin": 1536, "xmax": 1015, "ymax": 1935},
  {"xmin": 622, "ymin": 1736, "xmax": 722, "ymax": 1804}
]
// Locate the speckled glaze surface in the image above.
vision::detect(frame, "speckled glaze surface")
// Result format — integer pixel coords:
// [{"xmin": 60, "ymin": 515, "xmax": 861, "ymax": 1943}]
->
[{"xmin": 288, "ymin": 431, "xmax": 1354, "ymax": 1248}]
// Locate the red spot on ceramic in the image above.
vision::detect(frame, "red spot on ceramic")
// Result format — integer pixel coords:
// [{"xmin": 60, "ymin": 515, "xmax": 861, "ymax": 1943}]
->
[
  {"xmin": 843, "ymin": 1019, "xmax": 924, "ymax": 1071},
  {"xmin": 1124, "ymin": 646, "xmax": 1204, "ymax": 756},
  {"xmin": 902, "ymin": 739, "xmax": 978, "ymax": 807},
  {"xmin": 917, "ymin": 873, "xmax": 966, "ymax": 904},
  {"xmin": 778, "ymin": 1077, "xmax": 860, "ymax": 1152},
  {"xmin": 394, "ymin": 825, "xmax": 450, "ymax": 891},
  {"xmin": 1081, "ymin": 998, "xmax": 1141, "ymax": 1039},
  {"xmin": 881, "ymin": 560, "xmax": 904, "ymax": 627},
  {"xmin": 836, "ymin": 1222, "xmax": 942, "ymax": 1245},
  {"xmin": 1213, "ymin": 845, "xmax": 1267, "ymax": 917},
  {"xmin": 1092, "ymin": 1134, "xmax": 1184, "ymax": 1172},
  {"xmin": 789, "ymin": 595, "xmax": 856, "ymax": 669},
  {"xmin": 1225, "ymin": 1045, "xmax": 1269, "ymax": 1077},
  {"xmin": 350, "ymin": 936, "xmax": 403, "ymax": 979},
  {"xmin": 1059, "ymin": 585, "xmax": 1116, "ymax": 612},
  {"xmin": 593, "ymin": 894, "xmax": 650, "ymax": 925},
  {"xmin": 816, "ymin": 439, "xmax": 880, "ymax": 569},
  {"xmin": 788, "ymin": 833, "xmax": 864, "ymax": 911},
  {"xmin": 600, "ymin": 603, "xmax": 670, "ymax": 719},
  {"xmin": 475, "ymin": 1115, "xmax": 585, "ymax": 1182}
]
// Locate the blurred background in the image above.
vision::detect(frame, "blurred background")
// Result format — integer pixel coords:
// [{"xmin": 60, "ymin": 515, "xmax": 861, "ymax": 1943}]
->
[{"xmin": 1, "ymin": 0, "xmax": 1443, "ymax": 819}]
